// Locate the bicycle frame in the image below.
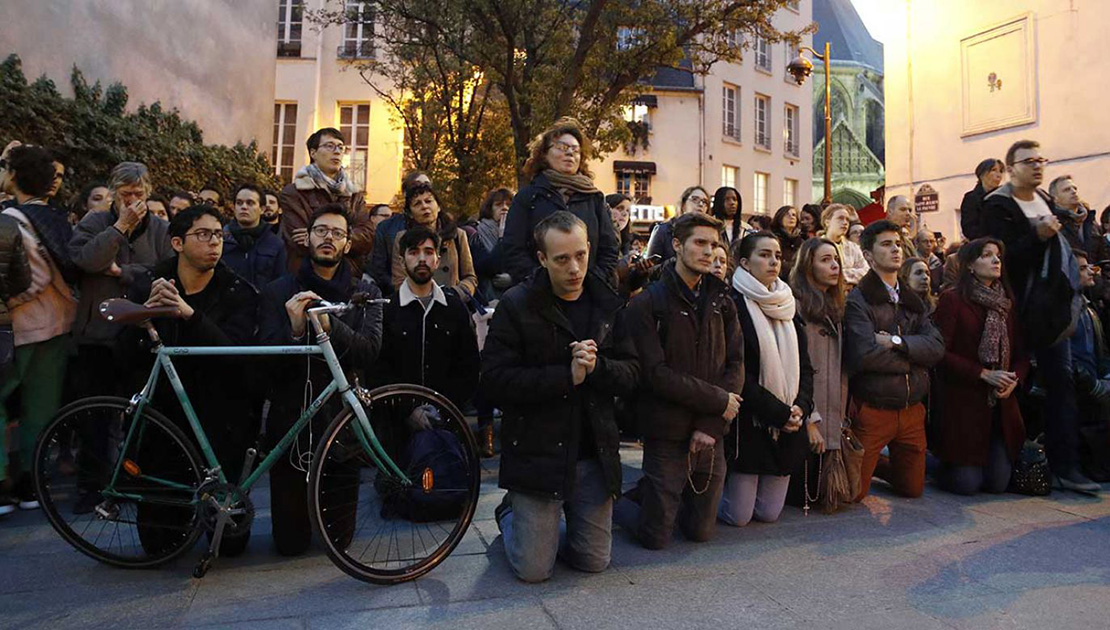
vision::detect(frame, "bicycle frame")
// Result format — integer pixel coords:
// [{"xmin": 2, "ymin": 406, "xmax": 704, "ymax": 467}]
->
[{"xmin": 105, "ymin": 308, "xmax": 411, "ymax": 503}]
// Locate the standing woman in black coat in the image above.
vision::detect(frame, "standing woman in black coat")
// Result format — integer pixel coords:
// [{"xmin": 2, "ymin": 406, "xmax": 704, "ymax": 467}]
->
[
  {"xmin": 502, "ymin": 118, "xmax": 620, "ymax": 285},
  {"xmin": 719, "ymin": 232, "xmax": 814, "ymax": 526},
  {"xmin": 770, "ymin": 205, "xmax": 805, "ymax": 277},
  {"xmin": 960, "ymin": 158, "xmax": 1005, "ymax": 240}
]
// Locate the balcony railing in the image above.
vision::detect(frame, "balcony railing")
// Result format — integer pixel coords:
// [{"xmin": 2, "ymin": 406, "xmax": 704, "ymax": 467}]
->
[
  {"xmin": 723, "ymin": 124, "xmax": 741, "ymax": 141},
  {"xmin": 337, "ymin": 41, "xmax": 374, "ymax": 59},
  {"xmin": 277, "ymin": 40, "xmax": 302, "ymax": 57}
]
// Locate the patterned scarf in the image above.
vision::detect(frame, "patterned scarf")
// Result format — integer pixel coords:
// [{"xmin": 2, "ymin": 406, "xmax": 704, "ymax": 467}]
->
[
  {"xmin": 301, "ymin": 163, "xmax": 358, "ymax": 199},
  {"xmin": 969, "ymin": 279, "xmax": 1011, "ymax": 371},
  {"xmin": 542, "ymin": 169, "xmax": 600, "ymax": 195}
]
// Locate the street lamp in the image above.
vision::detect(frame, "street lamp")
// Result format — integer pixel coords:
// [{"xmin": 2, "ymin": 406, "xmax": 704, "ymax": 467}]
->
[{"xmin": 788, "ymin": 42, "xmax": 831, "ymax": 205}]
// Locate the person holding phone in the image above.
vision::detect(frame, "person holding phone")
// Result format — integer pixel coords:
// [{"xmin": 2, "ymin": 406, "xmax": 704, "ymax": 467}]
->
[{"xmin": 608, "ymin": 193, "xmax": 655, "ymax": 299}]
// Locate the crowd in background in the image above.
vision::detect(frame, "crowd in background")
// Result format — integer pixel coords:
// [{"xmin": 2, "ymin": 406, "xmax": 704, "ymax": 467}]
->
[{"xmin": 2, "ymin": 119, "xmax": 1109, "ymax": 584}]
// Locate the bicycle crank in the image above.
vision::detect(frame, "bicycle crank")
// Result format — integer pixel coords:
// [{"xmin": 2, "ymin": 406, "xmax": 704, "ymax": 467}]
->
[{"xmin": 195, "ymin": 481, "xmax": 255, "ymax": 537}]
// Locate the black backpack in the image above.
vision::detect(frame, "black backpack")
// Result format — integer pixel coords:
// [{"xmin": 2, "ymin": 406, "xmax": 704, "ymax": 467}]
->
[{"xmin": 383, "ymin": 428, "xmax": 471, "ymax": 522}]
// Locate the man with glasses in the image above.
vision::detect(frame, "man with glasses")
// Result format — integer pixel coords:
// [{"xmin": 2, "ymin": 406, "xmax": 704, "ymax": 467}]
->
[
  {"xmin": 258, "ymin": 203, "xmax": 382, "ymax": 556},
  {"xmin": 221, "ymin": 183, "xmax": 287, "ymax": 290},
  {"xmin": 984, "ymin": 140, "xmax": 1094, "ymax": 493},
  {"xmin": 122, "ymin": 204, "xmax": 260, "ymax": 553},
  {"xmin": 279, "ymin": 127, "xmax": 373, "ymax": 274}
]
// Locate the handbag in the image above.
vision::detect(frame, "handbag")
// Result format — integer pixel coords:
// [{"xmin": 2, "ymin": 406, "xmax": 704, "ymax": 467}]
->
[
  {"xmin": 1011, "ymin": 434, "xmax": 1052, "ymax": 496},
  {"xmin": 817, "ymin": 425, "xmax": 864, "ymax": 513}
]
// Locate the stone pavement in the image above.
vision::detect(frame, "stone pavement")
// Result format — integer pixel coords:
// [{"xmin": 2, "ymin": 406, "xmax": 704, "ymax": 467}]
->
[{"xmin": 3, "ymin": 444, "xmax": 1110, "ymax": 630}]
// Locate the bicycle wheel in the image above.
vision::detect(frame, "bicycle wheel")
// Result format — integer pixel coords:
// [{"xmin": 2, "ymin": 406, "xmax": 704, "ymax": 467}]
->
[
  {"xmin": 310, "ymin": 384, "xmax": 480, "ymax": 584},
  {"xmin": 33, "ymin": 397, "xmax": 206, "ymax": 568}
]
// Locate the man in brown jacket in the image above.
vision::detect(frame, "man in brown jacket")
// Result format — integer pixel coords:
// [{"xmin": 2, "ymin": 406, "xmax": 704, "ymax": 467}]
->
[
  {"xmin": 624, "ymin": 212, "xmax": 744, "ymax": 549},
  {"xmin": 279, "ymin": 127, "xmax": 373, "ymax": 273}
]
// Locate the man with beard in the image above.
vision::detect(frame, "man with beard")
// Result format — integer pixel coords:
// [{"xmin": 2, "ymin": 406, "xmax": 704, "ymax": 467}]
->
[
  {"xmin": 374, "ymin": 225, "xmax": 479, "ymax": 409},
  {"xmin": 258, "ymin": 203, "xmax": 382, "ymax": 556},
  {"xmin": 263, "ymin": 189, "xmax": 283, "ymax": 234},
  {"xmin": 221, "ymin": 183, "xmax": 287, "ymax": 290},
  {"xmin": 123, "ymin": 204, "xmax": 259, "ymax": 552}
]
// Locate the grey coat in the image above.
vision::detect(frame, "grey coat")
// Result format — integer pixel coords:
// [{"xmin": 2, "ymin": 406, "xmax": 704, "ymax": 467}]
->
[
  {"xmin": 68, "ymin": 210, "xmax": 173, "ymax": 345},
  {"xmin": 802, "ymin": 318, "xmax": 845, "ymax": 450}
]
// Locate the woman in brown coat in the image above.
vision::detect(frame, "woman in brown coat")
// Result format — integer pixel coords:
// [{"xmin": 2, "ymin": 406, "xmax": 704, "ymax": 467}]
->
[
  {"xmin": 932, "ymin": 237, "xmax": 1027, "ymax": 495},
  {"xmin": 390, "ymin": 182, "xmax": 478, "ymax": 298}
]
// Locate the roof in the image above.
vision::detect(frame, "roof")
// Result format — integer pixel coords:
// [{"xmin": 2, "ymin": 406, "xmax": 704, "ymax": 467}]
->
[
  {"xmin": 813, "ymin": 0, "xmax": 884, "ymax": 71},
  {"xmin": 645, "ymin": 56, "xmax": 696, "ymax": 89}
]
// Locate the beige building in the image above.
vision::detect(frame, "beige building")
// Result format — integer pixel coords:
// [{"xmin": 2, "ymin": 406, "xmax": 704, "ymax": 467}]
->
[
  {"xmin": 583, "ymin": 2, "xmax": 816, "ymax": 226},
  {"xmin": 273, "ymin": 0, "xmax": 402, "ymax": 203},
  {"xmin": 885, "ymin": 0, "xmax": 1110, "ymax": 239},
  {"xmin": 1, "ymin": 0, "xmax": 277, "ymax": 147}
]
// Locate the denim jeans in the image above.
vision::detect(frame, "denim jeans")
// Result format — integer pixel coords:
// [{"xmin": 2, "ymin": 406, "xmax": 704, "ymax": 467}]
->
[
  {"xmin": 637, "ymin": 437, "xmax": 726, "ymax": 549},
  {"xmin": 938, "ymin": 436, "xmax": 1012, "ymax": 495},
  {"xmin": 718, "ymin": 473, "xmax": 791, "ymax": 526},
  {"xmin": 499, "ymin": 459, "xmax": 613, "ymax": 583},
  {"xmin": 1036, "ymin": 339, "xmax": 1079, "ymax": 476}
]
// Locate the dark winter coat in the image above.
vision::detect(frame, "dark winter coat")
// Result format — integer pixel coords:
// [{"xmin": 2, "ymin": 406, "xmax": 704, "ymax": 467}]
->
[
  {"xmin": 279, "ymin": 179, "xmax": 372, "ymax": 273},
  {"xmin": 981, "ymin": 184, "xmax": 1066, "ymax": 308},
  {"xmin": 367, "ymin": 213, "xmax": 406, "ymax": 296},
  {"xmin": 624, "ymin": 262, "xmax": 744, "ymax": 442},
  {"xmin": 960, "ymin": 182, "xmax": 988, "ymax": 240},
  {"xmin": 221, "ymin": 222, "xmax": 288, "ymax": 291},
  {"xmin": 481, "ymin": 271, "xmax": 639, "ymax": 500},
  {"xmin": 844, "ymin": 270, "xmax": 945, "ymax": 409},
  {"xmin": 932, "ymin": 289, "xmax": 1027, "ymax": 466},
  {"xmin": 728, "ymin": 291, "xmax": 814, "ymax": 475},
  {"xmin": 502, "ymin": 173, "xmax": 620, "ymax": 285},
  {"xmin": 374, "ymin": 282, "xmax": 480, "ymax": 408},
  {"xmin": 0, "ymin": 214, "xmax": 31, "ymax": 327}
]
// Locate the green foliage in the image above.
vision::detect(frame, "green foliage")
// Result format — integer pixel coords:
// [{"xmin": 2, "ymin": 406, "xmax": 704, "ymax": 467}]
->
[{"xmin": 0, "ymin": 54, "xmax": 278, "ymax": 205}]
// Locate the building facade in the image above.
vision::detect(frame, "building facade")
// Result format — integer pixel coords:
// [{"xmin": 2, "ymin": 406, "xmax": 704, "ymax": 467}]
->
[
  {"xmin": 811, "ymin": 0, "xmax": 885, "ymax": 210},
  {"xmin": 1, "ymin": 0, "xmax": 277, "ymax": 147},
  {"xmin": 273, "ymin": 0, "xmax": 403, "ymax": 204},
  {"xmin": 885, "ymin": 0, "xmax": 1110, "ymax": 239},
  {"xmin": 592, "ymin": 1, "xmax": 814, "ymax": 227}
]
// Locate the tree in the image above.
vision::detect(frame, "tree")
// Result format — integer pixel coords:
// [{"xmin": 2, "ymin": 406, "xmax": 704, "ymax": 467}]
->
[
  {"xmin": 324, "ymin": 0, "xmax": 814, "ymax": 188},
  {"xmin": 0, "ymin": 54, "xmax": 279, "ymax": 205}
]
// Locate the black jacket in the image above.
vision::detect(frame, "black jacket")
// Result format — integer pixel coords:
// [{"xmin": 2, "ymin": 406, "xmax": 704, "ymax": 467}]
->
[
  {"xmin": 624, "ymin": 262, "xmax": 744, "ymax": 442},
  {"xmin": 221, "ymin": 222, "xmax": 288, "ymax": 292},
  {"xmin": 502, "ymin": 173, "xmax": 620, "ymax": 285},
  {"xmin": 368, "ymin": 213, "xmax": 407, "ymax": 296},
  {"xmin": 374, "ymin": 282, "xmax": 480, "ymax": 408},
  {"xmin": 729, "ymin": 292, "xmax": 814, "ymax": 475},
  {"xmin": 481, "ymin": 271, "xmax": 639, "ymax": 500},
  {"xmin": 843, "ymin": 270, "xmax": 945, "ymax": 409},
  {"xmin": 982, "ymin": 184, "xmax": 1061, "ymax": 307},
  {"xmin": 960, "ymin": 182, "xmax": 988, "ymax": 240},
  {"xmin": 0, "ymin": 214, "xmax": 31, "ymax": 327}
]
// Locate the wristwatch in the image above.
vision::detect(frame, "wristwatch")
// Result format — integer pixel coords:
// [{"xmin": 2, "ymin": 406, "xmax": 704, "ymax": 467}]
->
[{"xmin": 891, "ymin": 334, "xmax": 904, "ymax": 350}]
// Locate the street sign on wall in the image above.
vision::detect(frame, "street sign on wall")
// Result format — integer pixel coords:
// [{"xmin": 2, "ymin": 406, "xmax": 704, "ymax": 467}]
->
[{"xmin": 915, "ymin": 183, "xmax": 939, "ymax": 213}]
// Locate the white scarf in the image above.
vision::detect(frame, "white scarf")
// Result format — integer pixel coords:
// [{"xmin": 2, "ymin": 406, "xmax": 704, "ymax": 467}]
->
[{"xmin": 731, "ymin": 266, "xmax": 800, "ymax": 408}]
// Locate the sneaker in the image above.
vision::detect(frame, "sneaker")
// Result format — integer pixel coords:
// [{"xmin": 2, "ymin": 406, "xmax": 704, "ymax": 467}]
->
[
  {"xmin": 0, "ymin": 493, "xmax": 15, "ymax": 517},
  {"xmin": 73, "ymin": 491, "xmax": 103, "ymax": 515},
  {"xmin": 15, "ymin": 475, "xmax": 39, "ymax": 510},
  {"xmin": 1053, "ymin": 469, "xmax": 1101, "ymax": 495},
  {"xmin": 494, "ymin": 493, "xmax": 512, "ymax": 532}
]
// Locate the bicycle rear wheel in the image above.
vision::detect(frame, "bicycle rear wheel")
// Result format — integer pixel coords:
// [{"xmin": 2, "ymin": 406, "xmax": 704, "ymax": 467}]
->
[
  {"xmin": 310, "ymin": 385, "xmax": 480, "ymax": 584},
  {"xmin": 33, "ymin": 397, "xmax": 205, "ymax": 568}
]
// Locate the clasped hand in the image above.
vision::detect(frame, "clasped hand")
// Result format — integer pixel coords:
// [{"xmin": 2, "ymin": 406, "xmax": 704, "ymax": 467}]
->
[
  {"xmin": 145, "ymin": 278, "xmax": 194, "ymax": 319},
  {"xmin": 570, "ymin": 339, "xmax": 598, "ymax": 386}
]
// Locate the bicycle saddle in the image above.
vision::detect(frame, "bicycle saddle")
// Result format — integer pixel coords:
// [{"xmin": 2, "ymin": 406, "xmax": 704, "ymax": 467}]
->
[{"xmin": 99, "ymin": 299, "xmax": 180, "ymax": 325}]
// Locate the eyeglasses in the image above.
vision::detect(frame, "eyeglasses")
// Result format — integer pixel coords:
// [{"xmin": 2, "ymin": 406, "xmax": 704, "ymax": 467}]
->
[
  {"xmin": 318, "ymin": 142, "xmax": 350, "ymax": 155},
  {"xmin": 552, "ymin": 141, "xmax": 581, "ymax": 156},
  {"xmin": 1012, "ymin": 157, "xmax": 1049, "ymax": 167},
  {"xmin": 311, "ymin": 226, "xmax": 349, "ymax": 240},
  {"xmin": 689, "ymin": 196, "xmax": 709, "ymax": 207},
  {"xmin": 184, "ymin": 229, "xmax": 225, "ymax": 243}
]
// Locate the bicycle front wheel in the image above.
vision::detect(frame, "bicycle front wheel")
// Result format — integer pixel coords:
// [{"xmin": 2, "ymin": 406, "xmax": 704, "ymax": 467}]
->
[
  {"xmin": 33, "ymin": 397, "xmax": 205, "ymax": 569},
  {"xmin": 310, "ymin": 385, "xmax": 480, "ymax": 584}
]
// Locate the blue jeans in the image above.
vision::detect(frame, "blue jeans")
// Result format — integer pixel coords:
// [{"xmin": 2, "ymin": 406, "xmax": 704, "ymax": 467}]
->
[
  {"xmin": 938, "ymin": 436, "xmax": 1012, "ymax": 495},
  {"xmin": 1036, "ymin": 338, "xmax": 1079, "ymax": 476},
  {"xmin": 499, "ymin": 459, "xmax": 613, "ymax": 583}
]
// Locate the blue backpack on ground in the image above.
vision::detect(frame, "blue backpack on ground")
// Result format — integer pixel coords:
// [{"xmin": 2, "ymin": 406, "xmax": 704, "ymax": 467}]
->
[{"xmin": 386, "ymin": 428, "xmax": 470, "ymax": 522}]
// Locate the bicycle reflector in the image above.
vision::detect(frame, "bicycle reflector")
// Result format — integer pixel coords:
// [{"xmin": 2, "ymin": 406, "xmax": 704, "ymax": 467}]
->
[
  {"xmin": 123, "ymin": 459, "xmax": 141, "ymax": 476},
  {"xmin": 422, "ymin": 467, "xmax": 434, "ymax": 494}
]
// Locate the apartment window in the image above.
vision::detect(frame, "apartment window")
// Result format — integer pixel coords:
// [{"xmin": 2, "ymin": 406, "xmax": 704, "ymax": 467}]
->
[
  {"xmin": 787, "ymin": 0, "xmax": 800, "ymax": 12},
  {"xmin": 727, "ymin": 30, "xmax": 743, "ymax": 54},
  {"xmin": 277, "ymin": 0, "xmax": 303, "ymax": 57},
  {"xmin": 339, "ymin": 1, "xmax": 375, "ymax": 58},
  {"xmin": 721, "ymin": 165, "xmax": 738, "ymax": 189},
  {"xmin": 617, "ymin": 27, "xmax": 645, "ymax": 51},
  {"xmin": 784, "ymin": 103, "xmax": 800, "ymax": 157},
  {"xmin": 754, "ymin": 172, "xmax": 769, "ymax": 215},
  {"xmin": 754, "ymin": 94, "xmax": 770, "ymax": 150},
  {"xmin": 754, "ymin": 32, "xmax": 771, "ymax": 72},
  {"xmin": 722, "ymin": 84, "xmax": 740, "ymax": 141},
  {"xmin": 272, "ymin": 102, "xmax": 298, "ymax": 183},
  {"xmin": 784, "ymin": 43, "xmax": 798, "ymax": 82},
  {"xmin": 339, "ymin": 104, "xmax": 371, "ymax": 192},
  {"xmin": 616, "ymin": 172, "xmax": 651, "ymax": 202},
  {"xmin": 784, "ymin": 178, "xmax": 798, "ymax": 207}
]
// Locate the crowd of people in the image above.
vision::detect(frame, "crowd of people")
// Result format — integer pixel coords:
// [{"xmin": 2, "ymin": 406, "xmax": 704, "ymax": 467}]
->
[{"xmin": 1, "ymin": 120, "xmax": 1108, "ymax": 584}]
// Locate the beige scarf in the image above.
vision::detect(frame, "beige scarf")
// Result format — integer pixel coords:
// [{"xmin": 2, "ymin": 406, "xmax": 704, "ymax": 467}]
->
[
  {"xmin": 732, "ymin": 266, "xmax": 801, "ymax": 410},
  {"xmin": 543, "ymin": 169, "xmax": 600, "ymax": 195}
]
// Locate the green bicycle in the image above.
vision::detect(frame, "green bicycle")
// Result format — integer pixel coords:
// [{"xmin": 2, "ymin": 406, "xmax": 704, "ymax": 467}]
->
[{"xmin": 32, "ymin": 296, "xmax": 481, "ymax": 583}]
